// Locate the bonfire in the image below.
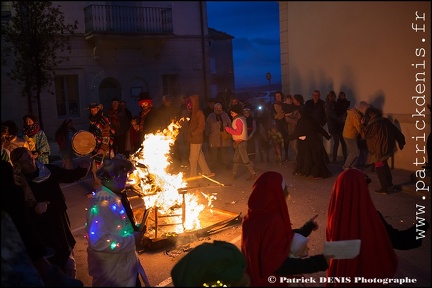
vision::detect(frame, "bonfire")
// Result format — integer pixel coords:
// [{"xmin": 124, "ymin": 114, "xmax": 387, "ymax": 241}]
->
[{"xmin": 127, "ymin": 119, "xmax": 216, "ymax": 235}]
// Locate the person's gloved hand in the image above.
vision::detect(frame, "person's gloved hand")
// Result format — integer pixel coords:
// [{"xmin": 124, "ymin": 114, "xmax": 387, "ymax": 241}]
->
[
  {"xmin": 307, "ymin": 214, "xmax": 319, "ymax": 231},
  {"xmin": 34, "ymin": 201, "xmax": 50, "ymax": 214}
]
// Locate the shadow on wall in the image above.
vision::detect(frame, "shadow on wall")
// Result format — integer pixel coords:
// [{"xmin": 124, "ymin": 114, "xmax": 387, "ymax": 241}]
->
[
  {"xmin": 370, "ymin": 89, "xmax": 385, "ymax": 111},
  {"xmin": 287, "ymin": 65, "xmax": 367, "ymax": 110},
  {"xmin": 284, "ymin": 66, "xmax": 369, "ymax": 110}
]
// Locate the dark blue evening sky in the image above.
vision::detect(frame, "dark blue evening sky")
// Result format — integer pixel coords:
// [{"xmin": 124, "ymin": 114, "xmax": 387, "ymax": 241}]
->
[{"xmin": 206, "ymin": 1, "xmax": 281, "ymax": 90}]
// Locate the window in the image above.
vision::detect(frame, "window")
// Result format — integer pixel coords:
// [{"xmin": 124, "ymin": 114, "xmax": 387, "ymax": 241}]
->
[
  {"xmin": 1, "ymin": 2, "xmax": 11, "ymax": 24},
  {"xmin": 55, "ymin": 75, "xmax": 79, "ymax": 117},
  {"xmin": 131, "ymin": 87, "xmax": 143, "ymax": 99},
  {"xmin": 162, "ymin": 74, "xmax": 179, "ymax": 98}
]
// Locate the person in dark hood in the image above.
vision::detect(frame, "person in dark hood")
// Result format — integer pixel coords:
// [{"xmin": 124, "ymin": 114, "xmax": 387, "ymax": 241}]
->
[
  {"xmin": 186, "ymin": 94, "xmax": 213, "ymax": 178},
  {"xmin": 288, "ymin": 106, "xmax": 332, "ymax": 179},
  {"xmin": 10, "ymin": 147, "xmax": 90, "ymax": 280},
  {"xmin": 1, "ymin": 160, "xmax": 84, "ymax": 287}
]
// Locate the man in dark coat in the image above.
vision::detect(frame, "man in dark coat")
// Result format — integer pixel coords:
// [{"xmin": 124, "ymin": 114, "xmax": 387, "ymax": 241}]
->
[
  {"xmin": 86, "ymin": 103, "xmax": 115, "ymax": 189},
  {"xmin": 305, "ymin": 90, "xmax": 327, "ymax": 128},
  {"xmin": 155, "ymin": 94, "xmax": 177, "ymax": 131},
  {"xmin": 361, "ymin": 106, "xmax": 405, "ymax": 193},
  {"xmin": 108, "ymin": 97, "xmax": 131, "ymax": 156},
  {"xmin": 1, "ymin": 160, "xmax": 84, "ymax": 286},
  {"xmin": 138, "ymin": 94, "xmax": 159, "ymax": 136},
  {"xmin": 10, "ymin": 147, "xmax": 90, "ymax": 278}
]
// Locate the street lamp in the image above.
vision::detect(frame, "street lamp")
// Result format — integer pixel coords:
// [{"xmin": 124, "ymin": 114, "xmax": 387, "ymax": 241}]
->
[{"xmin": 266, "ymin": 72, "xmax": 272, "ymax": 94}]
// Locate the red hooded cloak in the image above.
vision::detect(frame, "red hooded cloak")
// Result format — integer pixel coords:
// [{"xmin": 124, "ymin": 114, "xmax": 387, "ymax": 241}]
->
[
  {"xmin": 241, "ymin": 171, "xmax": 294, "ymax": 286},
  {"xmin": 326, "ymin": 169, "xmax": 398, "ymax": 287}
]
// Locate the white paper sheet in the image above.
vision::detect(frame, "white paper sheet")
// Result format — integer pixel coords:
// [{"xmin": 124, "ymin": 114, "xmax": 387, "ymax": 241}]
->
[{"xmin": 323, "ymin": 239, "xmax": 361, "ymax": 259}]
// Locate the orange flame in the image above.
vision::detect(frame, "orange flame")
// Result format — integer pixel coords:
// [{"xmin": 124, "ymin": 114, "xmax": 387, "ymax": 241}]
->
[{"xmin": 128, "ymin": 118, "xmax": 214, "ymax": 233}]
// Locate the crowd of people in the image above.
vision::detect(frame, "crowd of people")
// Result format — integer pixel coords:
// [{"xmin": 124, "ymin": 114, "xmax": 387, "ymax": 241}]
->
[
  {"xmin": 1, "ymin": 91, "xmax": 430, "ymax": 287},
  {"xmin": 225, "ymin": 89, "xmax": 413, "ymax": 187},
  {"xmin": 1, "ymin": 89, "xmax": 414, "ymax": 185}
]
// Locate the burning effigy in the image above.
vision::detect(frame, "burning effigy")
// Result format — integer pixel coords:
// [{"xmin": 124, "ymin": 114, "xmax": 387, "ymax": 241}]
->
[{"xmin": 126, "ymin": 119, "xmax": 237, "ymax": 244}]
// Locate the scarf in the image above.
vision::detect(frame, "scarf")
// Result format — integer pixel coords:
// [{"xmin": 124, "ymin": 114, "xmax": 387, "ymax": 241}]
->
[
  {"xmin": 216, "ymin": 113, "xmax": 224, "ymax": 131},
  {"xmin": 22, "ymin": 123, "xmax": 40, "ymax": 137}
]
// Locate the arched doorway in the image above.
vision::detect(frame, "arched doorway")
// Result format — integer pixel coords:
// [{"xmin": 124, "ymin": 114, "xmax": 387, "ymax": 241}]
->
[{"xmin": 99, "ymin": 78, "xmax": 121, "ymax": 115}]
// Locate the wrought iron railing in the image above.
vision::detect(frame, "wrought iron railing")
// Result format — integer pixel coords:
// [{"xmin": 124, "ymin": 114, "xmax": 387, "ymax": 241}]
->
[{"xmin": 84, "ymin": 5, "xmax": 173, "ymax": 35}]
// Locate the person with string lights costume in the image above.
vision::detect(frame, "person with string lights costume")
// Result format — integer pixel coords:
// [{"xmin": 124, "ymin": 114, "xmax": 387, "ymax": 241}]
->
[{"xmin": 86, "ymin": 156, "xmax": 150, "ymax": 287}]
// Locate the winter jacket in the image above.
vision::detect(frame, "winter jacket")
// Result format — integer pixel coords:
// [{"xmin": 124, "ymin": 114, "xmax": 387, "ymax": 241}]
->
[
  {"xmin": 361, "ymin": 116, "xmax": 405, "ymax": 163},
  {"xmin": 187, "ymin": 95, "xmax": 205, "ymax": 144},
  {"xmin": 342, "ymin": 108, "xmax": 363, "ymax": 139},
  {"xmin": 205, "ymin": 111, "xmax": 232, "ymax": 148}
]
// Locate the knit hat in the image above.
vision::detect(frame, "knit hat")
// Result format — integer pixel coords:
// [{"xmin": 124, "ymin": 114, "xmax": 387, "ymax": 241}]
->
[{"xmin": 171, "ymin": 240, "xmax": 247, "ymax": 287}]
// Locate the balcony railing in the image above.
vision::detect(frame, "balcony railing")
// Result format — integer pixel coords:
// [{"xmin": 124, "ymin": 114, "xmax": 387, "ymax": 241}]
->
[{"xmin": 84, "ymin": 5, "xmax": 173, "ymax": 35}]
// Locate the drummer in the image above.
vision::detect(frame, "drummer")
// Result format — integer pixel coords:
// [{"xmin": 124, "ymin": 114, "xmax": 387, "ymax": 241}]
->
[{"xmin": 85, "ymin": 103, "xmax": 115, "ymax": 190}]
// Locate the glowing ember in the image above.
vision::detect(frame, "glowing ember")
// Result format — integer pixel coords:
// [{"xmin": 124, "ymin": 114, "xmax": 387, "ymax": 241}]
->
[{"xmin": 128, "ymin": 119, "xmax": 215, "ymax": 233}]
